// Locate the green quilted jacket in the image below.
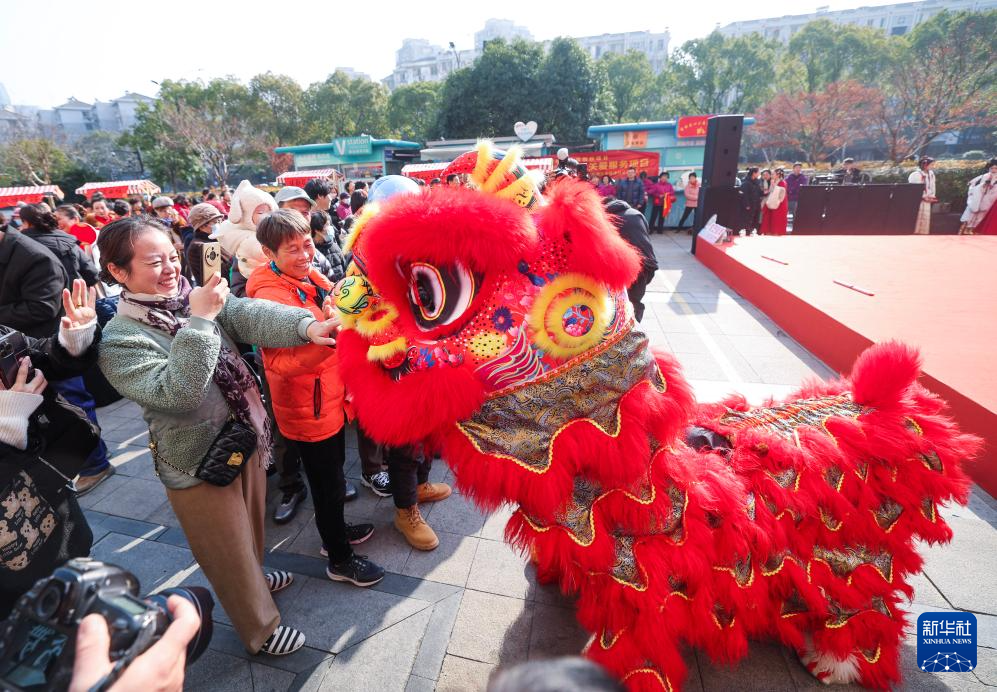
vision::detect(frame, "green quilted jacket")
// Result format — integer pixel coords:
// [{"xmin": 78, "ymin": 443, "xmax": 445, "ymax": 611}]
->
[{"xmin": 98, "ymin": 296, "xmax": 313, "ymax": 489}]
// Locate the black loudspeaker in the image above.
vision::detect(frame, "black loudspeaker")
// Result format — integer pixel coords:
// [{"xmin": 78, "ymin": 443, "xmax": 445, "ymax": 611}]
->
[
  {"xmin": 700, "ymin": 115, "xmax": 743, "ymax": 190},
  {"xmin": 692, "ymin": 115, "xmax": 744, "ymax": 253}
]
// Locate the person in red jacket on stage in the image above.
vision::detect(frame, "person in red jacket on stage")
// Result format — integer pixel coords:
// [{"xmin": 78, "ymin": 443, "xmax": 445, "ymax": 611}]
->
[
  {"xmin": 760, "ymin": 168, "xmax": 788, "ymax": 235},
  {"xmin": 246, "ymin": 209, "xmax": 385, "ymax": 587}
]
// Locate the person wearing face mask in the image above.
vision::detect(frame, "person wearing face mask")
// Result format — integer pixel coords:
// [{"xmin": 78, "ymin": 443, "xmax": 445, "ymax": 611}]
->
[
  {"xmin": 96, "ymin": 217, "xmax": 343, "ymax": 657},
  {"xmin": 184, "ymin": 203, "xmax": 233, "ymax": 287}
]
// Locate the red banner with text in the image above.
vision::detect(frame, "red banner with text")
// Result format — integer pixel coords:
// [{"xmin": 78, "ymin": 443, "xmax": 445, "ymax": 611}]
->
[
  {"xmin": 571, "ymin": 150, "xmax": 660, "ymax": 179},
  {"xmin": 676, "ymin": 115, "xmax": 712, "ymax": 139}
]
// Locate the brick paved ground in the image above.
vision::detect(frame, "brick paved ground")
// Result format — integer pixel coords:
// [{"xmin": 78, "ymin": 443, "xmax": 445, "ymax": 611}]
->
[{"xmin": 86, "ymin": 233, "xmax": 997, "ymax": 691}]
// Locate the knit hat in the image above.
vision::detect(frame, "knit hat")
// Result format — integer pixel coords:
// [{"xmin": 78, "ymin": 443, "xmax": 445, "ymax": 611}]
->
[
  {"xmin": 151, "ymin": 196, "xmax": 174, "ymax": 209},
  {"xmin": 187, "ymin": 203, "xmax": 224, "ymax": 231},
  {"xmin": 227, "ymin": 179, "xmax": 277, "ymax": 231}
]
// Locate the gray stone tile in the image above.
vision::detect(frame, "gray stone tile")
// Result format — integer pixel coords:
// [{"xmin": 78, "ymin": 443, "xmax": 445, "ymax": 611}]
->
[
  {"xmin": 374, "ymin": 572, "xmax": 462, "ymax": 604},
  {"xmin": 697, "ymin": 641, "xmax": 796, "ymax": 692},
  {"xmin": 206, "ymin": 622, "xmax": 334, "ymax": 675},
  {"xmin": 405, "ymin": 675, "xmax": 437, "ymax": 692},
  {"xmin": 400, "ymin": 530, "xmax": 479, "ymax": 587},
  {"xmin": 101, "ymin": 417, "xmax": 150, "ymax": 444},
  {"xmin": 436, "ymin": 655, "xmax": 496, "ymax": 692},
  {"xmin": 145, "ymin": 499, "xmax": 181, "ymax": 528},
  {"xmin": 155, "ymin": 526, "xmax": 190, "ymax": 549},
  {"xmin": 670, "ymin": 351, "xmax": 727, "ymax": 381},
  {"xmin": 250, "ymin": 662, "xmax": 296, "ymax": 692},
  {"xmin": 973, "ymin": 644, "xmax": 997, "ymax": 686},
  {"xmin": 448, "ymin": 590, "xmax": 532, "ymax": 665},
  {"xmin": 411, "ymin": 592, "xmax": 462, "ymax": 680},
  {"xmin": 264, "ymin": 508, "xmax": 313, "ymax": 553},
  {"xmin": 108, "ymin": 444, "xmax": 158, "ymax": 481},
  {"xmin": 184, "ymin": 648, "xmax": 252, "ymax": 691},
  {"xmin": 278, "ymin": 574, "xmax": 431, "ymax": 654},
  {"xmin": 319, "ymin": 607, "xmax": 432, "ymax": 691},
  {"xmin": 341, "ymin": 485, "xmax": 391, "ymax": 522},
  {"xmin": 90, "ymin": 532, "xmax": 195, "ymax": 593},
  {"xmin": 908, "ymin": 571, "xmax": 951, "ymax": 610},
  {"xmin": 527, "ymin": 603, "xmax": 589, "ymax": 660},
  {"xmin": 921, "ymin": 514, "xmax": 997, "ymax": 615},
  {"xmin": 90, "ymin": 475, "xmax": 167, "ymax": 521},
  {"xmin": 479, "ymin": 503, "xmax": 514, "ymax": 541},
  {"xmin": 428, "ymin": 491, "xmax": 487, "ymax": 537},
  {"xmin": 747, "ymin": 355, "xmax": 831, "ymax": 386},
  {"xmin": 466, "ymin": 538, "xmax": 536, "ymax": 599},
  {"xmin": 96, "ymin": 514, "xmax": 167, "ymax": 540},
  {"xmin": 76, "ymin": 472, "xmax": 130, "ymax": 509}
]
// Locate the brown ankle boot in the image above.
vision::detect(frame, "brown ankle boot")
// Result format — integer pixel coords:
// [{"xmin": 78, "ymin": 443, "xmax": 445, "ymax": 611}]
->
[
  {"xmin": 394, "ymin": 506, "xmax": 439, "ymax": 550},
  {"xmin": 416, "ymin": 481, "xmax": 452, "ymax": 503}
]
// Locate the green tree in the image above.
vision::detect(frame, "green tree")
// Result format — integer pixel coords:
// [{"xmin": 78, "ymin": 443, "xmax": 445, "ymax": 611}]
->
[
  {"xmin": 121, "ymin": 101, "xmax": 204, "ymax": 192},
  {"xmin": 874, "ymin": 10, "xmax": 997, "ymax": 161},
  {"xmin": 662, "ymin": 32, "xmax": 780, "ymax": 115},
  {"xmin": 153, "ymin": 77, "xmax": 268, "ymax": 184},
  {"xmin": 302, "ymin": 71, "xmax": 391, "ymax": 141},
  {"xmin": 71, "ymin": 131, "xmax": 141, "ymax": 181},
  {"xmin": 248, "ymin": 72, "xmax": 306, "ymax": 146},
  {"xmin": 599, "ymin": 51, "xmax": 657, "ymax": 122},
  {"xmin": 388, "ymin": 82, "xmax": 442, "ymax": 141},
  {"xmin": 786, "ymin": 20, "xmax": 893, "ymax": 93},
  {"xmin": 538, "ymin": 38, "xmax": 613, "ymax": 143},
  {"xmin": 0, "ymin": 138, "xmax": 74, "ymax": 185},
  {"xmin": 435, "ymin": 39, "xmax": 545, "ymax": 139}
]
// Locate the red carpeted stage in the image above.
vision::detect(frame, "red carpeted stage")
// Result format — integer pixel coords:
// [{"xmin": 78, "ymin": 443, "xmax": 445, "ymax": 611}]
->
[{"xmin": 696, "ymin": 235, "xmax": 997, "ymax": 496}]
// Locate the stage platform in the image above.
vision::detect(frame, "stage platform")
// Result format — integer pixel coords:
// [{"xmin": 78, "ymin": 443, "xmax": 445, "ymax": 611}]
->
[{"xmin": 695, "ymin": 235, "xmax": 997, "ymax": 496}]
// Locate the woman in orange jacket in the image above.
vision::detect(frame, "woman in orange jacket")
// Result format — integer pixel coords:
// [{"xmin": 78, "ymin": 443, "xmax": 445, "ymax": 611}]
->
[{"xmin": 247, "ymin": 210, "xmax": 385, "ymax": 587}]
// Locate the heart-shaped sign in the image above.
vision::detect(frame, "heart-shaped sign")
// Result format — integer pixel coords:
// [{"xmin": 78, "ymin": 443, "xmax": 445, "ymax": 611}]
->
[{"xmin": 514, "ymin": 120, "xmax": 538, "ymax": 142}]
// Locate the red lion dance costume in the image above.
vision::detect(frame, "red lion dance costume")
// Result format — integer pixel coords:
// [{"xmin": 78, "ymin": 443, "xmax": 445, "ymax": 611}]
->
[{"xmin": 334, "ymin": 144, "xmax": 978, "ymax": 691}]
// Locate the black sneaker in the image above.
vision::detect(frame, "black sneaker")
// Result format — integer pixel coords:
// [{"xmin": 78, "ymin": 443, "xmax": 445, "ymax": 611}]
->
[
  {"xmin": 360, "ymin": 471, "xmax": 392, "ymax": 497},
  {"xmin": 319, "ymin": 524, "xmax": 374, "ymax": 557},
  {"xmin": 326, "ymin": 554, "xmax": 385, "ymax": 587},
  {"xmin": 273, "ymin": 487, "xmax": 307, "ymax": 524}
]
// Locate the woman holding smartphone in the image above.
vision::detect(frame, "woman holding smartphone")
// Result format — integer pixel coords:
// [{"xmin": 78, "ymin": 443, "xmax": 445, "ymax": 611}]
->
[{"xmin": 95, "ymin": 217, "xmax": 340, "ymax": 657}]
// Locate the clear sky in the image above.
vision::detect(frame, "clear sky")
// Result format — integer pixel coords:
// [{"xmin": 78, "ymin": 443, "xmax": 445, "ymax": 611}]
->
[{"xmin": 1, "ymin": 0, "xmax": 903, "ymax": 107}]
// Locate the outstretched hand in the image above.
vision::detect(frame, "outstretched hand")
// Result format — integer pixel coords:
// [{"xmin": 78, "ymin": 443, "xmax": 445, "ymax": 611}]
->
[
  {"xmin": 61, "ymin": 279, "xmax": 98, "ymax": 330},
  {"xmin": 306, "ymin": 314, "xmax": 342, "ymax": 347},
  {"xmin": 69, "ymin": 595, "xmax": 200, "ymax": 692}
]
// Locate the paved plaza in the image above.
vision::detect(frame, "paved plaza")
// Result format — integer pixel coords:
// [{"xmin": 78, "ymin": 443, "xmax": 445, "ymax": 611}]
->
[{"xmin": 85, "ymin": 234, "xmax": 997, "ymax": 691}]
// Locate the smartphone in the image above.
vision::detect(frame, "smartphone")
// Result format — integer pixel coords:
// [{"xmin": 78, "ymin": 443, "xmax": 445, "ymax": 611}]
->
[
  {"xmin": 0, "ymin": 331, "xmax": 33, "ymax": 389},
  {"xmin": 201, "ymin": 242, "xmax": 222, "ymax": 284}
]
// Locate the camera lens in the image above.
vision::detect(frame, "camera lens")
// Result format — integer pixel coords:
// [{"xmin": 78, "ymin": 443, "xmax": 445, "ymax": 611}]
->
[
  {"xmin": 145, "ymin": 586, "xmax": 214, "ymax": 665},
  {"xmin": 35, "ymin": 583, "xmax": 63, "ymax": 620}
]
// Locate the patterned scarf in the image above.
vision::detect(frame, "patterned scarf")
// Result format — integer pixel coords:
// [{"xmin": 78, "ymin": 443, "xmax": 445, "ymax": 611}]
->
[{"xmin": 117, "ymin": 276, "xmax": 272, "ymax": 457}]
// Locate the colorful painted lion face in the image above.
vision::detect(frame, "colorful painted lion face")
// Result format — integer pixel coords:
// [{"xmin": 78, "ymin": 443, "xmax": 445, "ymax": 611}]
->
[{"xmin": 336, "ymin": 144, "xmax": 642, "ymax": 446}]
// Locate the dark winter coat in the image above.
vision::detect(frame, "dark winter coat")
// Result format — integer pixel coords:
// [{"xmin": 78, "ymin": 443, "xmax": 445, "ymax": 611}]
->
[
  {"xmin": 315, "ymin": 238, "xmax": 347, "ymax": 284},
  {"xmin": 605, "ymin": 200, "xmax": 658, "ymax": 275},
  {"xmin": 0, "ymin": 323, "xmax": 102, "ymax": 617},
  {"xmin": 22, "ymin": 227, "xmax": 100, "ymax": 287},
  {"xmin": 0, "ymin": 231, "xmax": 69, "ymax": 338}
]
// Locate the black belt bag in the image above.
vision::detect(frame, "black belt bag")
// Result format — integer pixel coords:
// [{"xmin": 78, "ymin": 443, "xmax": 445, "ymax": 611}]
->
[{"xmin": 150, "ymin": 417, "xmax": 257, "ymax": 487}]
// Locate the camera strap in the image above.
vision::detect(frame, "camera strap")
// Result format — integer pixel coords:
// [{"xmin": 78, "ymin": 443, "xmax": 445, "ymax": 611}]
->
[{"xmin": 36, "ymin": 454, "xmax": 78, "ymax": 494}]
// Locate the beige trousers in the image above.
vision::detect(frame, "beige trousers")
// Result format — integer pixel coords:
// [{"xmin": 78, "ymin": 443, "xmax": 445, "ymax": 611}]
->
[
  {"xmin": 166, "ymin": 455, "xmax": 279, "ymax": 652},
  {"xmin": 914, "ymin": 201, "xmax": 931, "ymax": 235}
]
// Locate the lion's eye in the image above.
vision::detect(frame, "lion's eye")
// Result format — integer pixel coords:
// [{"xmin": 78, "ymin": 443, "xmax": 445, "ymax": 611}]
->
[{"xmin": 406, "ymin": 261, "xmax": 478, "ymax": 331}]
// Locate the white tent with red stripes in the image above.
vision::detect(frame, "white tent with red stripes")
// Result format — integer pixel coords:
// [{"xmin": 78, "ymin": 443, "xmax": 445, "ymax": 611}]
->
[
  {"xmin": 75, "ymin": 180, "xmax": 161, "ymax": 200},
  {"xmin": 0, "ymin": 185, "xmax": 64, "ymax": 208},
  {"xmin": 275, "ymin": 168, "xmax": 343, "ymax": 188}
]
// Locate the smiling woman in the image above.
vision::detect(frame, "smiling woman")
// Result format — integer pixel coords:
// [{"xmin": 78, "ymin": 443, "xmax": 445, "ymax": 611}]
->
[{"xmin": 94, "ymin": 216, "xmax": 343, "ymax": 658}]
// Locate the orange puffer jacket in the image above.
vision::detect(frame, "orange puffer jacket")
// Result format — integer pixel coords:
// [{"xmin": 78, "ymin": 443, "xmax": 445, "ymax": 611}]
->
[{"xmin": 246, "ymin": 262, "xmax": 344, "ymax": 442}]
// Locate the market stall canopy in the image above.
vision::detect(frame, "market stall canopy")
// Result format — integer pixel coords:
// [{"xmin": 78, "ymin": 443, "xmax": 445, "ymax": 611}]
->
[
  {"xmin": 0, "ymin": 185, "xmax": 64, "ymax": 208},
  {"xmin": 402, "ymin": 157, "xmax": 554, "ymax": 183},
  {"xmin": 75, "ymin": 179, "xmax": 161, "ymax": 200},
  {"xmin": 276, "ymin": 168, "xmax": 343, "ymax": 188}
]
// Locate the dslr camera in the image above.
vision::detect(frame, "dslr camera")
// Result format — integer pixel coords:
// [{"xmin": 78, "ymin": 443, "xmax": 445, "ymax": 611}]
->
[{"xmin": 0, "ymin": 559, "xmax": 214, "ymax": 691}]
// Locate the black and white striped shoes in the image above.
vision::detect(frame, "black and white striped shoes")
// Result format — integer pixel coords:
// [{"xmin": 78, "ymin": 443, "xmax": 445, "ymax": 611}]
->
[
  {"xmin": 265, "ymin": 570, "xmax": 294, "ymax": 593},
  {"xmin": 259, "ymin": 625, "xmax": 305, "ymax": 656}
]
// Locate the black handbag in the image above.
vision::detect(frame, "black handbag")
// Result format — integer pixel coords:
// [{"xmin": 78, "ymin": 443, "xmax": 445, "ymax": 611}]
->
[{"xmin": 150, "ymin": 417, "xmax": 257, "ymax": 487}]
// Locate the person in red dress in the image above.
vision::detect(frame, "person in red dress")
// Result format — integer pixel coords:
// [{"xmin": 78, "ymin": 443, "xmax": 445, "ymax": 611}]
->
[
  {"xmin": 54, "ymin": 205, "xmax": 98, "ymax": 250},
  {"xmin": 760, "ymin": 168, "xmax": 788, "ymax": 235},
  {"xmin": 975, "ymin": 199, "xmax": 997, "ymax": 235}
]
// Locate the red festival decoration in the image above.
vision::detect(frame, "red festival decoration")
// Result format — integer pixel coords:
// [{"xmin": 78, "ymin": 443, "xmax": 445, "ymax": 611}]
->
[
  {"xmin": 677, "ymin": 115, "xmax": 713, "ymax": 139},
  {"xmin": 334, "ymin": 144, "xmax": 979, "ymax": 692},
  {"xmin": 572, "ymin": 150, "xmax": 659, "ymax": 178}
]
